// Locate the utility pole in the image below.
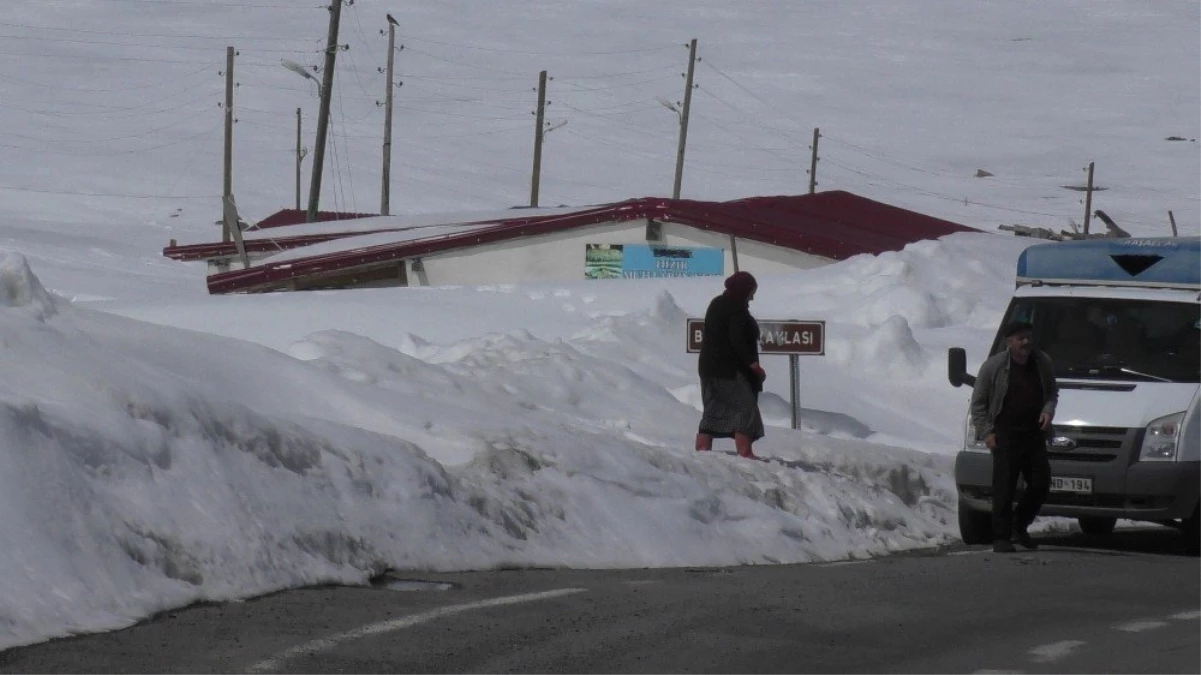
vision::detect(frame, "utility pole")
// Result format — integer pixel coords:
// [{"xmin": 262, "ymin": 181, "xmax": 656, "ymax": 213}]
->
[
  {"xmin": 295, "ymin": 108, "xmax": 303, "ymax": 210},
  {"xmin": 808, "ymin": 127, "xmax": 821, "ymax": 194},
  {"xmin": 308, "ymin": 0, "xmax": 344, "ymax": 223},
  {"xmin": 530, "ymin": 70, "xmax": 547, "ymax": 207},
  {"xmin": 1168, "ymin": 210, "xmax": 1178, "ymax": 237},
  {"xmin": 381, "ymin": 19, "xmax": 396, "ymax": 215},
  {"xmin": 222, "ymin": 46, "xmax": 235, "ymax": 243},
  {"xmin": 672, "ymin": 38, "xmax": 697, "ymax": 200},
  {"xmin": 1082, "ymin": 161, "xmax": 1095, "ymax": 235}
]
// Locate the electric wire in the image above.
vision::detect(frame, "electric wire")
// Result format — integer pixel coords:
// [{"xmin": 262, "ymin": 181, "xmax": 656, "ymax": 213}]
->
[{"xmin": 393, "ymin": 33, "xmax": 678, "ymax": 56}]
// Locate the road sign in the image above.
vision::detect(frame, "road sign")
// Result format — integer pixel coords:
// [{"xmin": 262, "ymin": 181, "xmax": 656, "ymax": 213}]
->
[
  {"xmin": 687, "ymin": 317, "xmax": 825, "ymax": 431},
  {"xmin": 686, "ymin": 318, "xmax": 825, "ymax": 355}
]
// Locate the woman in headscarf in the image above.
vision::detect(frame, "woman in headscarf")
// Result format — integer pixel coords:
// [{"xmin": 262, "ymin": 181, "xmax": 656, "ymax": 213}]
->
[{"xmin": 695, "ymin": 271, "xmax": 766, "ymax": 459}]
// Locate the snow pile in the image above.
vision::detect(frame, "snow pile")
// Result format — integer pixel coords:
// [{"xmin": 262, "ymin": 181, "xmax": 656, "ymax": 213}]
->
[
  {"xmin": 0, "ymin": 251, "xmax": 57, "ymax": 320},
  {"xmin": 0, "ymin": 260, "xmax": 965, "ymax": 650}
]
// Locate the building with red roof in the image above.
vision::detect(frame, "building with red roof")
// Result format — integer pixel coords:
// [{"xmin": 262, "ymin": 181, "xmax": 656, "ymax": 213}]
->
[{"xmin": 162, "ymin": 191, "xmax": 976, "ymax": 294}]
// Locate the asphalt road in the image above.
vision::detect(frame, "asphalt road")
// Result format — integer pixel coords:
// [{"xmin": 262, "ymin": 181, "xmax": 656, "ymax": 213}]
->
[{"xmin": 2, "ymin": 528, "xmax": 1197, "ymax": 674}]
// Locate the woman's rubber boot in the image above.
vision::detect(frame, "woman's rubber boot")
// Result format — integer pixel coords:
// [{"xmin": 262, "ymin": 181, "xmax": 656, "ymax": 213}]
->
[{"xmin": 734, "ymin": 434, "xmax": 757, "ymax": 460}]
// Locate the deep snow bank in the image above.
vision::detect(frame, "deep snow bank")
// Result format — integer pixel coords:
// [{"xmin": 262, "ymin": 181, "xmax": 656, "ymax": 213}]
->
[{"xmin": 0, "ymin": 253, "xmax": 959, "ymax": 650}]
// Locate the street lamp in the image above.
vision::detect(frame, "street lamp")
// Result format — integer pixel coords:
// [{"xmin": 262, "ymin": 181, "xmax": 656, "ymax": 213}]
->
[{"xmin": 281, "ymin": 59, "xmax": 321, "ymax": 96}]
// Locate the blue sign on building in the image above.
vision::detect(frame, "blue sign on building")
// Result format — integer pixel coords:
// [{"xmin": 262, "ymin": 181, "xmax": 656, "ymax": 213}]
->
[{"xmin": 585, "ymin": 244, "xmax": 724, "ymax": 279}]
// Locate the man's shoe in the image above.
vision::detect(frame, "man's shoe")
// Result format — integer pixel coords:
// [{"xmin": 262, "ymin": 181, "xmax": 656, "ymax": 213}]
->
[
  {"xmin": 1014, "ymin": 527, "xmax": 1038, "ymax": 550},
  {"xmin": 992, "ymin": 539, "xmax": 1016, "ymax": 553}
]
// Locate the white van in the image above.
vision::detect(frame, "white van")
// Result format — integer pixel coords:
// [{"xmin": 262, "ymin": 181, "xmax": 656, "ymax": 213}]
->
[{"xmin": 948, "ymin": 236, "xmax": 1200, "ymax": 554}]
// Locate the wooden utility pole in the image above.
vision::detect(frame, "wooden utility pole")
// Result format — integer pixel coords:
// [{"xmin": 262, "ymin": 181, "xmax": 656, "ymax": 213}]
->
[
  {"xmin": 308, "ymin": 0, "xmax": 344, "ymax": 223},
  {"xmin": 672, "ymin": 38, "xmax": 697, "ymax": 200},
  {"xmin": 530, "ymin": 70, "xmax": 547, "ymax": 207},
  {"xmin": 222, "ymin": 46, "xmax": 235, "ymax": 243},
  {"xmin": 224, "ymin": 194, "xmax": 250, "ymax": 270},
  {"xmin": 808, "ymin": 127, "xmax": 820, "ymax": 194},
  {"xmin": 381, "ymin": 20, "xmax": 396, "ymax": 215},
  {"xmin": 1168, "ymin": 210, "xmax": 1178, "ymax": 237},
  {"xmin": 1082, "ymin": 161, "xmax": 1095, "ymax": 235},
  {"xmin": 295, "ymin": 108, "xmax": 303, "ymax": 210}
]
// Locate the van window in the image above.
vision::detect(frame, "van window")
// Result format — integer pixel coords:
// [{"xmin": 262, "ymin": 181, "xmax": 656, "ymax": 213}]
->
[{"xmin": 995, "ymin": 298, "xmax": 1200, "ymax": 383}]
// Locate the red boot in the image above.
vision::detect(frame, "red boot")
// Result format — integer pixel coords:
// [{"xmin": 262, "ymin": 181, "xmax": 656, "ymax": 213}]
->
[{"xmin": 734, "ymin": 434, "xmax": 757, "ymax": 459}]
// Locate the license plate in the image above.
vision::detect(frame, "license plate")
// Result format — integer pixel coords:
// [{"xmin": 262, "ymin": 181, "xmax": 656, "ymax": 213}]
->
[{"xmin": 1051, "ymin": 476, "xmax": 1093, "ymax": 493}]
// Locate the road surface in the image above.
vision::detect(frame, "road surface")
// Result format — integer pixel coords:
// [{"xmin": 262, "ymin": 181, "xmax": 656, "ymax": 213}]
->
[{"xmin": 1, "ymin": 528, "xmax": 1197, "ymax": 673}]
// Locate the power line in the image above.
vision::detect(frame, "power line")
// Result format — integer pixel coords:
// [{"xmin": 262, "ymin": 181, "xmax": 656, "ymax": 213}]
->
[
  {"xmin": 0, "ymin": 49, "xmax": 236, "ymax": 65},
  {"xmin": 696, "ymin": 61, "xmax": 1128, "ymax": 205},
  {"xmin": 700, "ymin": 58, "xmax": 812, "ymax": 134},
  {"xmin": 394, "ymin": 33, "xmax": 677, "ymax": 56},
  {"xmin": 1, "ymin": 84, "xmax": 222, "ymax": 119},
  {"xmin": 0, "ymin": 19, "xmax": 315, "ymax": 41},
  {"xmin": 555, "ymin": 100, "xmax": 661, "ymax": 116},
  {"xmin": 394, "ymin": 73, "xmax": 526, "ymax": 83},
  {"xmin": 0, "ymin": 183, "xmax": 218, "ymax": 199},
  {"xmin": 0, "ymin": 63, "xmax": 215, "ymax": 93},
  {"xmin": 334, "ymin": 82, "xmax": 356, "ymax": 211},
  {"xmin": 396, "ymin": 83, "xmax": 532, "ymax": 106},
  {"xmin": 821, "ymin": 157, "xmax": 1072, "ymax": 219},
  {"xmin": 0, "ymin": 32, "xmax": 310, "ymax": 53},
  {"xmin": 162, "ymin": 122, "xmax": 224, "ymax": 198},
  {"xmin": 402, "ymin": 45, "xmax": 532, "ymax": 77},
  {"xmin": 689, "ymin": 109, "xmax": 796, "ymax": 166},
  {"xmin": 822, "ymin": 133, "xmax": 1063, "ymax": 185},
  {"xmin": 397, "ymin": 75, "xmax": 533, "ymax": 94},
  {"xmin": 0, "ymin": 121, "xmax": 224, "ymax": 156},
  {"xmin": 556, "ymin": 102, "xmax": 668, "ymax": 141},
  {"xmin": 392, "ymin": 104, "xmax": 528, "ymax": 122},
  {"xmin": 346, "ymin": 1, "xmax": 385, "ymax": 72},
  {"xmin": 8, "ymin": 104, "xmax": 216, "ymax": 145},
  {"xmin": 95, "ymin": 0, "xmax": 321, "ymax": 7},
  {"xmin": 339, "ymin": 42, "xmax": 384, "ymax": 108},
  {"xmin": 557, "ymin": 65, "xmax": 681, "ymax": 81},
  {"xmin": 701, "ymin": 57, "xmax": 1093, "ymax": 191},
  {"xmin": 556, "ymin": 72, "xmax": 679, "ymax": 93}
]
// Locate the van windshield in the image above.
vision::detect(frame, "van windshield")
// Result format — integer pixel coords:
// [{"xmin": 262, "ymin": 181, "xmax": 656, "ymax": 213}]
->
[{"xmin": 997, "ymin": 298, "xmax": 1200, "ymax": 383}]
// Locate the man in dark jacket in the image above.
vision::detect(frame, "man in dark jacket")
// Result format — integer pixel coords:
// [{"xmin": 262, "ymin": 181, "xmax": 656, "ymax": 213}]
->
[
  {"xmin": 970, "ymin": 320, "xmax": 1059, "ymax": 553},
  {"xmin": 696, "ymin": 271, "xmax": 766, "ymax": 459}
]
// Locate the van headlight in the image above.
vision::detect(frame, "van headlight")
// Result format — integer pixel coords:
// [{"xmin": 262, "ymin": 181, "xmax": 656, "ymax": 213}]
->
[
  {"xmin": 1139, "ymin": 412, "xmax": 1185, "ymax": 462},
  {"xmin": 963, "ymin": 415, "xmax": 989, "ymax": 453}
]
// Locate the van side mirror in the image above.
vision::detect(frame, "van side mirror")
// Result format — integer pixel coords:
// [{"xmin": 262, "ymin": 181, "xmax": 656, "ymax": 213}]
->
[{"xmin": 948, "ymin": 348, "xmax": 976, "ymax": 388}]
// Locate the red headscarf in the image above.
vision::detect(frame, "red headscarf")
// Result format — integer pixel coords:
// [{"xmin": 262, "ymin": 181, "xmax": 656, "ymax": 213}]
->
[{"xmin": 723, "ymin": 271, "xmax": 758, "ymax": 300}]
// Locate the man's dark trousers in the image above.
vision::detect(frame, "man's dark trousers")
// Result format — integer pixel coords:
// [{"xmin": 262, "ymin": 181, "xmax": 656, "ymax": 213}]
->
[{"xmin": 992, "ymin": 428, "xmax": 1051, "ymax": 538}]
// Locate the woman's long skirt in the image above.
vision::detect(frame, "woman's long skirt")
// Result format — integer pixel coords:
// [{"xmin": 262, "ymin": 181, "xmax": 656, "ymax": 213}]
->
[{"xmin": 698, "ymin": 372, "xmax": 765, "ymax": 441}]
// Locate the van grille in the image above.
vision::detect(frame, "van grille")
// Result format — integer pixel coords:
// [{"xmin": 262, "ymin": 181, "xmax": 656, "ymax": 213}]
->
[
  {"xmin": 1048, "ymin": 452, "xmax": 1115, "ymax": 463},
  {"xmin": 1065, "ymin": 426, "xmax": 1127, "ymax": 436},
  {"xmin": 1050, "ymin": 426, "xmax": 1132, "ymax": 464}
]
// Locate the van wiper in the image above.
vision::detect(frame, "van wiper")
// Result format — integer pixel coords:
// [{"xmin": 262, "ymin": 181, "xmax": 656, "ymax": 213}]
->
[{"xmin": 1065, "ymin": 363, "xmax": 1174, "ymax": 383}]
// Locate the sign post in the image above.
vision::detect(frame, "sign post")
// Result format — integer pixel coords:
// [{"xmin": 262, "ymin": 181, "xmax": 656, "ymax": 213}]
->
[
  {"xmin": 790, "ymin": 354, "xmax": 800, "ymax": 430},
  {"xmin": 687, "ymin": 318, "xmax": 825, "ymax": 431}
]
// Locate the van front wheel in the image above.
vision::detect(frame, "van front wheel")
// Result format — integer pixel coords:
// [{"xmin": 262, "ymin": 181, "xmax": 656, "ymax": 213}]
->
[
  {"xmin": 1078, "ymin": 517, "xmax": 1117, "ymax": 536},
  {"xmin": 1184, "ymin": 507, "xmax": 1199, "ymax": 557},
  {"xmin": 958, "ymin": 501, "xmax": 993, "ymax": 544}
]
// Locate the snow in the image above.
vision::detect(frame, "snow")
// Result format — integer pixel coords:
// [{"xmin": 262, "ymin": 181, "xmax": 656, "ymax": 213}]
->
[
  {"xmin": 241, "ymin": 206, "xmax": 584, "ymax": 241},
  {"xmin": 254, "ymin": 220, "xmax": 499, "ymax": 264},
  {"xmin": 0, "ymin": 0, "xmax": 1196, "ymax": 652}
]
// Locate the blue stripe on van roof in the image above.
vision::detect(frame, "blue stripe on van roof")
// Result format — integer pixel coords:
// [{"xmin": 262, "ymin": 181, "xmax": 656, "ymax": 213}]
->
[{"xmin": 1016, "ymin": 237, "xmax": 1200, "ymax": 288}]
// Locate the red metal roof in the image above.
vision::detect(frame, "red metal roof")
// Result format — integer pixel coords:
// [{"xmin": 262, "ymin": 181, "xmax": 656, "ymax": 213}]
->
[
  {"xmin": 204, "ymin": 191, "xmax": 975, "ymax": 294},
  {"xmin": 255, "ymin": 209, "xmax": 380, "ymax": 229}
]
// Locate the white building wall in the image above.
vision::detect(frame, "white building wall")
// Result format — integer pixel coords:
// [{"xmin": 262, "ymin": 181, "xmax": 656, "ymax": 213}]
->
[
  {"xmin": 657, "ymin": 222, "xmax": 832, "ymax": 275},
  {"xmin": 407, "ymin": 219, "xmax": 833, "ymax": 286}
]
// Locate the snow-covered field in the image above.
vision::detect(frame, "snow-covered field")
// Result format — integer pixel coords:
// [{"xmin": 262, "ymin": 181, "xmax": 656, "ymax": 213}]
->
[{"xmin": 0, "ymin": 0, "xmax": 1196, "ymax": 651}]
